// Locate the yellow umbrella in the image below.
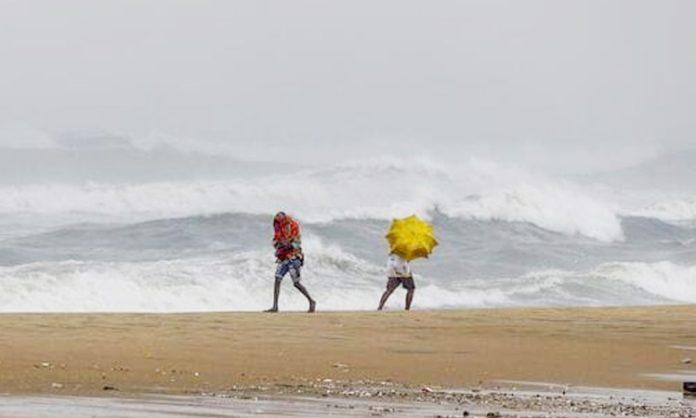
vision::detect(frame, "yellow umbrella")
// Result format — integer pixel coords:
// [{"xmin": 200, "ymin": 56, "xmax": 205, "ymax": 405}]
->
[{"xmin": 385, "ymin": 215, "xmax": 438, "ymax": 261}]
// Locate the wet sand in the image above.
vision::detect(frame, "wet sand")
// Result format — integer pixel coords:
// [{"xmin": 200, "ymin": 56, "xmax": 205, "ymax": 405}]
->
[
  {"xmin": 0, "ymin": 305, "xmax": 694, "ymax": 398},
  {"xmin": 1, "ymin": 385, "xmax": 694, "ymax": 418}
]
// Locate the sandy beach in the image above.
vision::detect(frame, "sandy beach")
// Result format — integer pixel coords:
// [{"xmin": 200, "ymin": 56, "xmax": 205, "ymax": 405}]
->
[{"xmin": 0, "ymin": 305, "xmax": 694, "ymax": 398}]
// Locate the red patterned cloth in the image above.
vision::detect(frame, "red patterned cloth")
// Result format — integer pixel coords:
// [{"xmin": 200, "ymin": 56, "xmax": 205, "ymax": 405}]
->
[{"xmin": 273, "ymin": 214, "xmax": 302, "ymax": 260}]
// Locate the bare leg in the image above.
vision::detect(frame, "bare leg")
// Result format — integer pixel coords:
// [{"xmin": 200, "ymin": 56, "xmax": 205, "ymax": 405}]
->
[
  {"xmin": 264, "ymin": 277, "xmax": 282, "ymax": 312},
  {"xmin": 378, "ymin": 282, "xmax": 399, "ymax": 310},
  {"xmin": 293, "ymin": 282, "xmax": 316, "ymax": 313},
  {"xmin": 405, "ymin": 288, "xmax": 414, "ymax": 310}
]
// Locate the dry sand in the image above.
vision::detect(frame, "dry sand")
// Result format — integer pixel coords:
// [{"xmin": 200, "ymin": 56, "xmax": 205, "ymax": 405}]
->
[{"xmin": 0, "ymin": 305, "xmax": 694, "ymax": 397}]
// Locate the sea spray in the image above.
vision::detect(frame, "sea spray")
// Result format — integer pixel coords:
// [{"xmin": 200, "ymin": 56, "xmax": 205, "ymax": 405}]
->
[
  {"xmin": 0, "ymin": 157, "xmax": 624, "ymax": 242},
  {"xmin": 0, "ymin": 157, "xmax": 694, "ymax": 312}
]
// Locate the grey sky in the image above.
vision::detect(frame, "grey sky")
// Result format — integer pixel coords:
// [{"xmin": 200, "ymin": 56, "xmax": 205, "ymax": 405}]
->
[{"xmin": 0, "ymin": 0, "xmax": 694, "ymax": 172}]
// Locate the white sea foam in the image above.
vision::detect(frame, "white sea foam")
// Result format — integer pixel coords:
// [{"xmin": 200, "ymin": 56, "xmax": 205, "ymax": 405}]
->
[
  {"xmin": 0, "ymin": 157, "xmax": 625, "ymax": 241},
  {"xmin": 594, "ymin": 261, "xmax": 696, "ymax": 303},
  {"xmin": 0, "ymin": 257, "xmax": 514, "ymax": 312},
  {"xmin": 0, "ymin": 228, "xmax": 692, "ymax": 313}
]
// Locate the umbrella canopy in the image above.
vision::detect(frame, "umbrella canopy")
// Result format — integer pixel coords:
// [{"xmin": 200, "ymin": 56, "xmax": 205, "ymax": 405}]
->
[{"xmin": 385, "ymin": 215, "xmax": 438, "ymax": 261}]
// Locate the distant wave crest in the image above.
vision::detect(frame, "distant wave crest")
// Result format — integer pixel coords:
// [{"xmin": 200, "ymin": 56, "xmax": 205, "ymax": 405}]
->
[{"xmin": 0, "ymin": 157, "xmax": 626, "ymax": 242}]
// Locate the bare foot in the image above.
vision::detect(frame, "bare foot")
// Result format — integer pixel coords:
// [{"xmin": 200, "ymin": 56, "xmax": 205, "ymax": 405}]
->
[
  {"xmin": 308, "ymin": 300, "xmax": 316, "ymax": 313},
  {"xmin": 264, "ymin": 307, "xmax": 278, "ymax": 313}
]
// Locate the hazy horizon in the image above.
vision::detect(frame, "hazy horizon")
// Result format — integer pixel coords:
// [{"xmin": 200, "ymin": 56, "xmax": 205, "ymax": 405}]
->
[{"xmin": 2, "ymin": 0, "xmax": 695, "ymax": 174}]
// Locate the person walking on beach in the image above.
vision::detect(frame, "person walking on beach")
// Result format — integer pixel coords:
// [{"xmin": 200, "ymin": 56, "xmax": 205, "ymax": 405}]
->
[
  {"xmin": 378, "ymin": 252, "xmax": 415, "ymax": 310},
  {"xmin": 265, "ymin": 212, "xmax": 316, "ymax": 313}
]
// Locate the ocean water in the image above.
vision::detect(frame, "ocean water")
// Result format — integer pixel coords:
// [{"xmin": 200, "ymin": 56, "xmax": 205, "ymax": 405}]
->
[{"xmin": 0, "ymin": 157, "xmax": 694, "ymax": 312}]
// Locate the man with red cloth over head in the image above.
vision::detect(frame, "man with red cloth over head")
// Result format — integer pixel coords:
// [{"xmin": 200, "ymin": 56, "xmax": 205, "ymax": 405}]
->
[{"xmin": 264, "ymin": 212, "xmax": 316, "ymax": 313}]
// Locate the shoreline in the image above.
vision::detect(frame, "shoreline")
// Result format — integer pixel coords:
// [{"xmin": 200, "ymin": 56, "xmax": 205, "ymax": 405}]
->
[
  {"xmin": 0, "ymin": 380, "xmax": 693, "ymax": 417},
  {"xmin": 0, "ymin": 305, "xmax": 694, "ymax": 398}
]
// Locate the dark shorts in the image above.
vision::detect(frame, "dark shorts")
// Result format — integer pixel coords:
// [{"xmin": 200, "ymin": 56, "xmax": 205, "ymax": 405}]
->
[{"xmin": 387, "ymin": 276, "xmax": 415, "ymax": 290}]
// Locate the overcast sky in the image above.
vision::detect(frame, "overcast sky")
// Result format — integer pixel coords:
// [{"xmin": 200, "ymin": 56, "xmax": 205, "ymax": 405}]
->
[{"xmin": 0, "ymin": 0, "xmax": 694, "ymax": 172}]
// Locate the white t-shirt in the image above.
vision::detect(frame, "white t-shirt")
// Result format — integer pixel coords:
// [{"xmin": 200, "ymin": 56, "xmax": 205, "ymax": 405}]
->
[{"xmin": 387, "ymin": 254, "xmax": 411, "ymax": 278}]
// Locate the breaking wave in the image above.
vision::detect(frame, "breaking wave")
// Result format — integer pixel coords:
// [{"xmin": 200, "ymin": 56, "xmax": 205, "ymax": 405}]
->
[
  {"xmin": 0, "ymin": 156, "xmax": 694, "ymax": 312},
  {"xmin": 594, "ymin": 261, "xmax": 696, "ymax": 303},
  {"xmin": 0, "ymin": 212, "xmax": 693, "ymax": 312},
  {"xmin": 629, "ymin": 198, "xmax": 696, "ymax": 222},
  {"xmin": 0, "ymin": 248, "xmax": 693, "ymax": 313},
  {"xmin": 0, "ymin": 157, "xmax": 624, "ymax": 242}
]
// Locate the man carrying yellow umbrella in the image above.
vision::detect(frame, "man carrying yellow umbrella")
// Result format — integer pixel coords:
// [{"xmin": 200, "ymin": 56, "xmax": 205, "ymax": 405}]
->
[{"xmin": 378, "ymin": 215, "xmax": 438, "ymax": 311}]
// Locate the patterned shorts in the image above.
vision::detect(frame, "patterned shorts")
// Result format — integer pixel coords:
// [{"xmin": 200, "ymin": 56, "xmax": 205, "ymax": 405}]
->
[{"xmin": 275, "ymin": 257, "xmax": 303, "ymax": 284}]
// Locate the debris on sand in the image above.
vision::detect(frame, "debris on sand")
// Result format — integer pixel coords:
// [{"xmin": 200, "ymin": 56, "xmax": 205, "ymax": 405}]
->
[{"xmin": 199, "ymin": 379, "xmax": 696, "ymax": 417}]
